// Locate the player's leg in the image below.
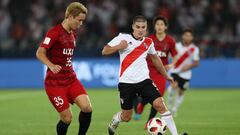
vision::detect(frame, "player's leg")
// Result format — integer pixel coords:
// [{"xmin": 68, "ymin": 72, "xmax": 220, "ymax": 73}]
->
[
  {"xmin": 147, "ymin": 75, "xmax": 167, "ymax": 123},
  {"xmin": 133, "ymin": 96, "xmax": 148, "ymax": 120},
  {"xmin": 172, "ymin": 79, "xmax": 189, "ymax": 116},
  {"xmin": 69, "ymin": 80, "xmax": 92, "ymax": 135},
  {"xmin": 45, "ymin": 87, "xmax": 72, "ymax": 135},
  {"xmin": 167, "ymin": 74, "xmax": 179, "ymax": 110},
  {"xmin": 108, "ymin": 83, "xmax": 136, "ymax": 135},
  {"xmin": 74, "ymin": 95, "xmax": 92, "ymax": 135},
  {"xmin": 152, "ymin": 97, "xmax": 178, "ymax": 135},
  {"xmin": 133, "ymin": 96, "xmax": 141, "ymax": 120},
  {"xmin": 108, "ymin": 109, "xmax": 133, "ymax": 135},
  {"xmin": 57, "ymin": 108, "xmax": 73, "ymax": 135},
  {"xmin": 140, "ymin": 79, "xmax": 178, "ymax": 135}
]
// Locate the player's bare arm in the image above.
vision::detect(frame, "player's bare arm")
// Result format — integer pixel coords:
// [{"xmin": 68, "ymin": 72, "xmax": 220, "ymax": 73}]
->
[
  {"xmin": 36, "ymin": 47, "xmax": 62, "ymax": 74},
  {"xmin": 102, "ymin": 40, "xmax": 128, "ymax": 55},
  {"xmin": 181, "ymin": 60, "xmax": 199, "ymax": 72},
  {"xmin": 149, "ymin": 54, "xmax": 175, "ymax": 84}
]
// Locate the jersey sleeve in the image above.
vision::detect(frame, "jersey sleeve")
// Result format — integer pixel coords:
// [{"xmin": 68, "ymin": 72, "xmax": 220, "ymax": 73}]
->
[
  {"xmin": 169, "ymin": 39, "xmax": 177, "ymax": 57},
  {"xmin": 108, "ymin": 33, "xmax": 123, "ymax": 47},
  {"xmin": 148, "ymin": 42, "xmax": 157, "ymax": 54},
  {"xmin": 193, "ymin": 47, "xmax": 200, "ymax": 61},
  {"xmin": 40, "ymin": 29, "xmax": 58, "ymax": 49}
]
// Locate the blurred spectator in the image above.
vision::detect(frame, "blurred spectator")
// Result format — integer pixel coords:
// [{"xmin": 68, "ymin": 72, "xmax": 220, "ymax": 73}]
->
[{"xmin": 0, "ymin": 0, "xmax": 239, "ymax": 58}]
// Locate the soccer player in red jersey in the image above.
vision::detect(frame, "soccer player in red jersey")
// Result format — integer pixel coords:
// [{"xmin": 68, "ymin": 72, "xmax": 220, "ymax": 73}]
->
[
  {"xmin": 134, "ymin": 16, "xmax": 177, "ymax": 126},
  {"xmin": 36, "ymin": 2, "xmax": 92, "ymax": 135}
]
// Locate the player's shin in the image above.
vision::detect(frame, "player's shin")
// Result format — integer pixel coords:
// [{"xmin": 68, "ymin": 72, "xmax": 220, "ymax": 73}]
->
[
  {"xmin": 161, "ymin": 111, "xmax": 178, "ymax": 135},
  {"xmin": 57, "ymin": 120, "xmax": 70, "ymax": 135},
  {"xmin": 78, "ymin": 111, "xmax": 92, "ymax": 135},
  {"xmin": 172, "ymin": 94, "xmax": 184, "ymax": 116},
  {"xmin": 167, "ymin": 85, "xmax": 175, "ymax": 110}
]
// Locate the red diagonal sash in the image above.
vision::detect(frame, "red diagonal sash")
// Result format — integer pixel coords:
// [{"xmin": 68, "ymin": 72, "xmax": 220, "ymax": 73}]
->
[
  {"xmin": 174, "ymin": 47, "xmax": 195, "ymax": 69},
  {"xmin": 120, "ymin": 38, "xmax": 152, "ymax": 77}
]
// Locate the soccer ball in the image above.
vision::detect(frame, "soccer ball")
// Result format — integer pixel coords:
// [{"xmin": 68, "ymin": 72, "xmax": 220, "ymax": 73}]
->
[{"xmin": 146, "ymin": 117, "xmax": 167, "ymax": 135}]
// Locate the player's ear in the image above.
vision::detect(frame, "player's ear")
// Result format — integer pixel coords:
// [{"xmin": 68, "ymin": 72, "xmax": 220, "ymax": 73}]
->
[{"xmin": 68, "ymin": 15, "xmax": 74, "ymax": 20}]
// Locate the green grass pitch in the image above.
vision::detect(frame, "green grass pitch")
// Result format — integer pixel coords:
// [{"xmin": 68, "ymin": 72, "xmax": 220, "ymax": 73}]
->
[{"xmin": 0, "ymin": 89, "xmax": 240, "ymax": 135}]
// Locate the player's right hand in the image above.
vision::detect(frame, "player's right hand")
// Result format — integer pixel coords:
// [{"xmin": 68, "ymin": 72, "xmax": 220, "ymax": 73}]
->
[
  {"xmin": 49, "ymin": 64, "xmax": 62, "ymax": 74},
  {"xmin": 117, "ymin": 40, "xmax": 128, "ymax": 50}
]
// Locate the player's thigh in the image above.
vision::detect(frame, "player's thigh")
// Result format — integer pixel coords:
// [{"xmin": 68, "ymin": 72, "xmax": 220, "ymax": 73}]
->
[
  {"xmin": 45, "ymin": 86, "xmax": 70, "ymax": 113},
  {"xmin": 74, "ymin": 94, "xmax": 92, "ymax": 112},
  {"xmin": 121, "ymin": 109, "xmax": 133, "ymax": 122},
  {"xmin": 139, "ymin": 79, "xmax": 161, "ymax": 105},
  {"xmin": 118, "ymin": 83, "xmax": 137, "ymax": 110},
  {"xmin": 68, "ymin": 79, "xmax": 92, "ymax": 112}
]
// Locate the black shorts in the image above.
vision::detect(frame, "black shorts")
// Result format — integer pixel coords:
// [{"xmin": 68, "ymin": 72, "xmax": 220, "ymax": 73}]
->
[
  {"xmin": 118, "ymin": 79, "xmax": 161, "ymax": 110},
  {"xmin": 171, "ymin": 73, "xmax": 190, "ymax": 91}
]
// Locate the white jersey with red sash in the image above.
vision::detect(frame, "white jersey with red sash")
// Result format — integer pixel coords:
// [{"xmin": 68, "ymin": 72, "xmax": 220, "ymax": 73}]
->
[
  {"xmin": 108, "ymin": 33, "xmax": 156, "ymax": 83},
  {"xmin": 170, "ymin": 42, "xmax": 200, "ymax": 80}
]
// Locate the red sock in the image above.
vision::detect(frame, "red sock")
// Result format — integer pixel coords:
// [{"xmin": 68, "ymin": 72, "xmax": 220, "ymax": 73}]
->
[{"xmin": 137, "ymin": 103, "xmax": 145, "ymax": 114}]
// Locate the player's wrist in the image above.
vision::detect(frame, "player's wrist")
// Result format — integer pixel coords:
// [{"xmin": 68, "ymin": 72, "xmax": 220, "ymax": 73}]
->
[{"xmin": 47, "ymin": 63, "xmax": 55, "ymax": 69}]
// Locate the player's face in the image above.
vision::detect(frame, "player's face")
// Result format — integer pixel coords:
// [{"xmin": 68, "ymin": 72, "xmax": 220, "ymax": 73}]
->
[
  {"xmin": 154, "ymin": 20, "xmax": 167, "ymax": 35},
  {"xmin": 132, "ymin": 21, "xmax": 147, "ymax": 39},
  {"xmin": 182, "ymin": 32, "xmax": 193, "ymax": 45},
  {"xmin": 69, "ymin": 13, "xmax": 86, "ymax": 30}
]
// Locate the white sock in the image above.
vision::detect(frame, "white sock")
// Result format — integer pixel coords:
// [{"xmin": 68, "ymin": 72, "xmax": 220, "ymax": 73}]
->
[
  {"xmin": 172, "ymin": 94, "xmax": 184, "ymax": 114},
  {"xmin": 161, "ymin": 111, "xmax": 178, "ymax": 135},
  {"xmin": 167, "ymin": 85, "xmax": 175, "ymax": 110},
  {"xmin": 112, "ymin": 112, "xmax": 122, "ymax": 125}
]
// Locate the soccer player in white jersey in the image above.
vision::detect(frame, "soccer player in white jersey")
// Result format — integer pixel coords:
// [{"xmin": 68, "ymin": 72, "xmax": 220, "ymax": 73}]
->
[
  {"xmin": 167, "ymin": 29, "xmax": 200, "ymax": 116},
  {"xmin": 102, "ymin": 15, "xmax": 179, "ymax": 135}
]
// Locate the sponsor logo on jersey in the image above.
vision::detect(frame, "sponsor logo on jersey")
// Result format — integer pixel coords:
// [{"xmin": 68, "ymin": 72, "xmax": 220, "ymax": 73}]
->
[
  {"xmin": 156, "ymin": 51, "xmax": 167, "ymax": 57},
  {"xmin": 63, "ymin": 48, "xmax": 74, "ymax": 56}
]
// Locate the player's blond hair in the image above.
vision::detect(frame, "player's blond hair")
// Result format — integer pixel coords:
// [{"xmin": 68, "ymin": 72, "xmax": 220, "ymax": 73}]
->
[{"xmin": 65, "ymin": 2, "xmax": 88, "ymax": 18}]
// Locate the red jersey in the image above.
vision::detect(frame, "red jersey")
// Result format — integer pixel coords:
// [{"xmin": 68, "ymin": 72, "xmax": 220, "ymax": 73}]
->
[
  {"xmin": 40, "ymin": 24, "xmax": 77, "ymax": 87},
  {"xmin": 147, "ymin": 34, "xmax": 177, "ymax": 67}
]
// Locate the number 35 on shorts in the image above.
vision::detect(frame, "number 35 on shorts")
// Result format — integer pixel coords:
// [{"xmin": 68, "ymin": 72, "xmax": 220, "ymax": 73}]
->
[{"xmin": 53, "ymin": 96, "xmax": 64, "ymax": 107}]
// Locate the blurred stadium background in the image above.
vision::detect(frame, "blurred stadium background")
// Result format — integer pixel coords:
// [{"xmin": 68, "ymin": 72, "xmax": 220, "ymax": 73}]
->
[{"xmin": 0, "ymin": 0, "xmax": 240, "ymax": 135}]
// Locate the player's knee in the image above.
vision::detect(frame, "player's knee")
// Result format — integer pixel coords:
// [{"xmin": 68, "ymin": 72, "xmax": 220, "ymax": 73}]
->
[
  {"xmin": 153, "ymin": 98, "xmax": 167, "ymax": 114},
  {"xmin": 81, "ymin": 104, "xmax": 92, "ymax": 113},
  {"xmin": 61, "ymin": 114, "xmax": 72, "ymax": 124}
]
